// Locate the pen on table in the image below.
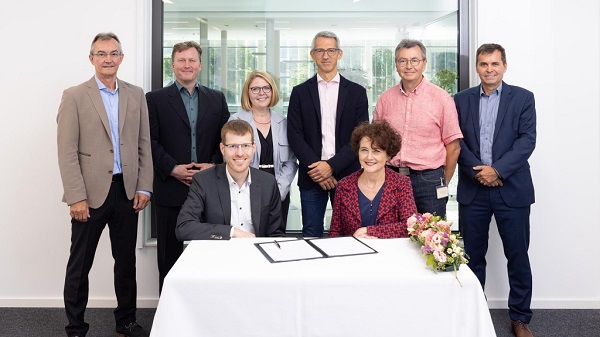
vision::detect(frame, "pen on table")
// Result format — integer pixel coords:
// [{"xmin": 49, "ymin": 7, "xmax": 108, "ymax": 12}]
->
[{"xmin": 274, "ymin": 240, "xmax": 281, "ymax": 249}]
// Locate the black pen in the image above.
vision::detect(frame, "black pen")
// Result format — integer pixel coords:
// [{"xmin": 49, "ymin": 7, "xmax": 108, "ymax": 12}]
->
[{"xmin": 274, "ymin": 240, "xmax": 281, "ymax": 249}]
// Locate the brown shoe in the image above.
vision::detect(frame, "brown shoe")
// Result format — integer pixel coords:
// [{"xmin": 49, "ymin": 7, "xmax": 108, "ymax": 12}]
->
[{"xmin": 512, "ymin": 320, "xmax": 534, "ymax": 337}]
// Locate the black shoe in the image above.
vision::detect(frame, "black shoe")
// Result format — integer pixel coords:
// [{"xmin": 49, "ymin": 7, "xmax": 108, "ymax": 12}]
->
[{"xmin": 116, "ymin": 322, "xmax": 149, "ymax": 337}]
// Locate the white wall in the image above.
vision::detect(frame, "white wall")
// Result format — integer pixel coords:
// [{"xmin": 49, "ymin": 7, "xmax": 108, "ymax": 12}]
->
[
  {"xmin": 0, "ymin": 0, "xmax": 598, "ymax": 309},
  {"xmin": 0, "ymin": 0, "xmax": 158, "ymax": 307},
  {"xmin": 475, "ymin": 0, "xmax": 600, "ymax": 308}
]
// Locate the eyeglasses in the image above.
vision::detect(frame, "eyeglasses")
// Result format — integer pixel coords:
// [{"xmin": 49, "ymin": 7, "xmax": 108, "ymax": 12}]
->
[
  {"xmin": 93, "ymin": 51, "xmax": 122, "ymax": 59},
  {"xmin": 312, "ymin": 48, "xmax": 340, "ymax": 57},
  {"xmin": 223, "ymin": 143, "xmax": 254, "ymax": 151},
  {"xmin": 396, "ymin": 58, "xmax": 424, "ymax": 67},
  {"xmin": 249, "ymin": 86, "xmax": 271, "ymax": 94}
]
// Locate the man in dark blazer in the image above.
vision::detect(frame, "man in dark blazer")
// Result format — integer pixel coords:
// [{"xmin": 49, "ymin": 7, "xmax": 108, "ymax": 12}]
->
[
  {"xmin": 176, "ymin": 120, "xmax": 284, "ymax": 240},
  {"xmin": 454, "ymin": 43, "xmax": 536, "ymax": 337},
  {"xmin": 57, "ymin": 32, "xmax": 152, "ymax": 337},
  {"xmin": 146, "ymin": 41, "xmax": 230, "ymax": 292},
  {"xmin": 287, "ymin": 31, "xmax": 369, "ymax": 237}
]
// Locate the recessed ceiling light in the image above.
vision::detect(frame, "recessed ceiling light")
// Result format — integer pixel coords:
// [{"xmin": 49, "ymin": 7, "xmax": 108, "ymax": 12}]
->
[{"xmin": 162, "ymin": 0, "xmax": 173, "ymax": 4}]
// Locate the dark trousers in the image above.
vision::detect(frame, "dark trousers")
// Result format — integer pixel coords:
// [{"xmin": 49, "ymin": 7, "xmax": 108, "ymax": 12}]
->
[
  {"xmin": 408, "ymin": 167, "xmax": 447, "ymax": 218},
  {"xmin": 64, "ymin": 180, "xmax": 138, "ymax": 337},
  {"xmin": 155, "ymin": 205, "xmax": 184, "ymax": 293},
  {"xmin": 387, "ymin": 165, "xmax": 447, "ymax": 218},
  {"xmin": 459, "ymin": 187, "xmax": 533, "ymax": 323},
  {"xmin": 280, "ymin": 192, "xmax": 291, "ymax": 233},
  {"xmin": 299, "ymin": 185, "xmax": 336, "ymax": 237}
]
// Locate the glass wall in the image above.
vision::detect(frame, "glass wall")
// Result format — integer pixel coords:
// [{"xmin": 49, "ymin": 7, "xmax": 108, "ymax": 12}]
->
[{"xmin": 153, "ymin": 0, "xmax": 462, "ymax": 235}]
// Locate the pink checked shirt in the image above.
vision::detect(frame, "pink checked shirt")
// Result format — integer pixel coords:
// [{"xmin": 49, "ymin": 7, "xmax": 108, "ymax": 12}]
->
[{"xmin": 373, "ymin": 77, "xmax": 462, "ymax": 170}]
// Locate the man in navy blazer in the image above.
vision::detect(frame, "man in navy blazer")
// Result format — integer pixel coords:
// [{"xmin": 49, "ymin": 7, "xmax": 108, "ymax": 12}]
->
[
  {"xmin": 454, "ymin": 44, "xmax": 536, "ymax": 337},
  {"xmin": 287, "ymin": 31, "xmax": 369, "ymax": 237},
  {"xmin": 146, "ymin": 41, "xmax": 229, "ymax": 292}
]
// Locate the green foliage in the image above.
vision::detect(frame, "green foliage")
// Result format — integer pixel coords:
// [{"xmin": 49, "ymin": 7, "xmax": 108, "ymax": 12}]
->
[
  {"xmin": 431, "ymin": 68, "xmax": 457, "ymax": 95},
  {"xmin": 163, "ymin": 58, "xmax": 173, "ymax": 85}
]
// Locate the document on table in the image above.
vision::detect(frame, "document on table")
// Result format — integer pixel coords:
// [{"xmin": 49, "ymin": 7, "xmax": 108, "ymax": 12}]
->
[{"xmin": 255, "ymin": 237, "xmax": 377, "ymax": 263}]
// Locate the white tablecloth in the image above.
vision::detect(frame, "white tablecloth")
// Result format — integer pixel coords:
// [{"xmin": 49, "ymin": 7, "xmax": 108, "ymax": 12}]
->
[{"xmin": 150, "ymin": 238, "xmax": 496, "ymax": 337}]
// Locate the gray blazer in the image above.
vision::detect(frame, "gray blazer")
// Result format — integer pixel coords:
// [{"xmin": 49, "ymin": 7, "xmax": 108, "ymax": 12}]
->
[
  {"xmin": 57, "ymin": 77, "xmax": 153, "ymax": 208},
  {"xmin": 176, "ymin": 164, "xmax": 284, "ymax": 240},
  {"xmin": 229, "ymin": 109, "xmax": 298, "ymax": 199}
]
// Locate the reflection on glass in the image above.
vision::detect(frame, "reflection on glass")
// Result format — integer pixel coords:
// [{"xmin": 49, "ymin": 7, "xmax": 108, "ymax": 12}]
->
[{"xmin": 160, "ymin": 0, "xmax": 460, "ymax": 232}]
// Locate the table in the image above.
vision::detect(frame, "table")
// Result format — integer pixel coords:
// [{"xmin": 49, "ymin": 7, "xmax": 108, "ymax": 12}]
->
[{"xmin": 150, "ymin": 238, "xmax": 496, "ymax": 337}]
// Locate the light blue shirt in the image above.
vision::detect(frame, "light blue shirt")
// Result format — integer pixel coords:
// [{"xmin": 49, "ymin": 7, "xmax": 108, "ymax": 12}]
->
[
  {"xmin": 95, "ymin": 76, "xmax": 121, "ymax": 174},
  {"xmin": 95, "ymin": 76, "xmax": 150, "ymax": 197},
  {"xmin": 175, "ymin": 81, "xmax": 199, "ymax": 163},
  {"xmin": 479, "ymin": 83, "xmax": 502, "ymax": 166}
]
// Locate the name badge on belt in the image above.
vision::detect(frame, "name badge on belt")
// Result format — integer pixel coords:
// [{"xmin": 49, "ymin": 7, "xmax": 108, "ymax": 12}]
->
[{"xmin": 436, "ymin": 177, "xmax": 449, "ymax": 199}]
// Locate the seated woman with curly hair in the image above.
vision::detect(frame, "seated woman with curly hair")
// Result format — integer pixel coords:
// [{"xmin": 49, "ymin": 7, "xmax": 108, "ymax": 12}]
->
[{"xmin": 328, "ymin": 120, "xmax": 417, "ymax": 239}]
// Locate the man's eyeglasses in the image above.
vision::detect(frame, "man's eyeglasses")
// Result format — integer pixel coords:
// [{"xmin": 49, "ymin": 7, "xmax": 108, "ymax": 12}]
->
[
  {"xmin": 93, "ymin": 52, "xmax": 122, "ymax": 59},
  {"xmin": 249, "ymin": 86, "xmax": 271, "ymax": 94},
  {"xmin": 396, "ymin": 58, "xmax": 424, "ymax": 67},
  {"xmin": 223, "ymin": 143, "xmax": 254, "ymax": 151},
  {"xmin": 312, "ymin": 48, "xmax": 340, "ymax": 57}
]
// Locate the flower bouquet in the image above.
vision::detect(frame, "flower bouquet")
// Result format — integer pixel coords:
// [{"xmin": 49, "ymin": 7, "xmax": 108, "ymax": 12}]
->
[{"xmin": 406, "ymin": 213, "xmax": 469, "ymax": 286}]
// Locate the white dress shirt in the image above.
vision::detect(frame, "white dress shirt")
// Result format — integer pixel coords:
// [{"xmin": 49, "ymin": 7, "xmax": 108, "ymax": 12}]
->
[
  {"xmin": 317, "ymin": 72, "xmax": 340, "ymax": 160},
  {"xmin": 226, "ymin": 168, "xmax": 254, "ymax": 235}
]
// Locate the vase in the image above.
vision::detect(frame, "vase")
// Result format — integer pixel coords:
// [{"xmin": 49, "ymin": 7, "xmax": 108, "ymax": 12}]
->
[{"xmin": 443, "ymin": 264, "xmax": 460, "ymax": 272}]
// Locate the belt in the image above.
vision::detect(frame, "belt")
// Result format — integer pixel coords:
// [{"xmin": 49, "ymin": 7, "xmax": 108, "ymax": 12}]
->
[
  {"xmin": 386, "ymin": 165, "xmax": 441, "ymax": 176},
  {"xmin": 112, "ymin": 174, "xmax": 123, "ymax": 182}
]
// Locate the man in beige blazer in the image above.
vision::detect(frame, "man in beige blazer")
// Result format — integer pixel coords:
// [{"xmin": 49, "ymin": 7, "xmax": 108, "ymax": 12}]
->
[{"xmin": 57, "ymin": 32, "xmax": 152, "ymax": 337}]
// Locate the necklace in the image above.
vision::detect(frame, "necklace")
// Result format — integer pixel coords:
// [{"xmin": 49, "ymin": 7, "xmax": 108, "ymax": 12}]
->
[
  {"xmin": 252, "ymin": 113, "xmax": 271, "ymax": 125},
  {"xmin": 361, "ymin": 178, "xmax": 382, "ymax": 189},
  {"xmin": 360, "ymin": 172, "xmax": 385, "ymax": 190}
]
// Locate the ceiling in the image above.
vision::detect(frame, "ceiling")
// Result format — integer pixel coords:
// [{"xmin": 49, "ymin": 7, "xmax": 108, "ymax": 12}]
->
[{"xmin": 162, "ymin": 0, "xmax": 458, "ymax": 43}]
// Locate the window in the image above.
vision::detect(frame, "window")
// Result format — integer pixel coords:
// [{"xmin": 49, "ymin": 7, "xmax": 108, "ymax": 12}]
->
[{"xmin": 149, "ymin": 0, "xmax": 468, "ymax": 238}]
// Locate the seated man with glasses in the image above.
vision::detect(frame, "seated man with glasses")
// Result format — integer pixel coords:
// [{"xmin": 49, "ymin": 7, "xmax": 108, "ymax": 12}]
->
[
  {"xmin": 176, "ymin": 119, "xmax": 285, "ymax": 240},
  {"xmin": 373, "ymin": 39, "xmax": 463, "ymax": 219}
]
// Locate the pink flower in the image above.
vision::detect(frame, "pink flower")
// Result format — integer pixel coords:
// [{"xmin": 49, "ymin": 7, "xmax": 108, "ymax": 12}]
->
[
  {"xmin": 407, "ymin": 215, "xmax": 417, "ymax": 227},
  {"xmin": 433, "ymin": 250, "xmax": 447, "ymax": 263}
]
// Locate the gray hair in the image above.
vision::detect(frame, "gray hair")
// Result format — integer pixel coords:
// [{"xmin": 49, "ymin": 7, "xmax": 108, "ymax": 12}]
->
[
  {"xmin": 394, "ymin": 39, "xmax": 426, "ymax": 61},
  {"xmin": 90, "ymin": 32, "xmax": 122, "ymax": 55},
  {"xmin": 311, "ymin": 31, "xmax": 340, "ymax": 50}
]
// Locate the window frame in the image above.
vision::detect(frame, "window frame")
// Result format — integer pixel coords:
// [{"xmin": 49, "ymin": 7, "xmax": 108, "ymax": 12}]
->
[{"xmin": 146, "ymin": 0, "xmax": 471, "ymax": 242}]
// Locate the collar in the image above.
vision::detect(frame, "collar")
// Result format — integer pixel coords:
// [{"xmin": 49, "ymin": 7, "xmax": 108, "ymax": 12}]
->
[
  {"xmin": 175, "ymin": 80, "xmax": 199, "ymax": 93},
  {"xmin": 399, "ymin": 76, "xmax": 426, "ymax": 95},
  {"xmin": 316, "ymin": 72, "xmax": 340, "ymax": 84},
  {"xmin": 95, "ymin": 75, "xmax": 119, "ymax": 93},
  {"xmin": 480, "ymin": 82, "xmax": 503, "ymax": 97},
  {"xmin": 225, "ymin": 166, "xmax": 252, "ymax": 188}
]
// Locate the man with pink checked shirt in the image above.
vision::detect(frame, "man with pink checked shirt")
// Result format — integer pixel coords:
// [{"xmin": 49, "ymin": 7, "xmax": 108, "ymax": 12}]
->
[{"xmin": 373, "ymin": 39, "xmax": 462, "ymax": 219}]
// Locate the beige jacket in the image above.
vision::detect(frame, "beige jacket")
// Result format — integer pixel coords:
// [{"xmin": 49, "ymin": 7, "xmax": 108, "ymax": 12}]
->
[{"xmin": 57, "ymin": 77, "xmax": 153, "ymax": 208}]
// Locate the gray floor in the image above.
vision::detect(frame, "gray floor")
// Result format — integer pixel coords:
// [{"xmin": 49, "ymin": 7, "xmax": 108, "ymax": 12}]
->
[{"xmin": 0, "ymin": 307, "xmax": 598, "ymax": 337}]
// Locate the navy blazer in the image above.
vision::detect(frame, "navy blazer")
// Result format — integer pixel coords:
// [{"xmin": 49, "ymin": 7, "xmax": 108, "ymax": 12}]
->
[
  {"xmin": 175, "ymin": 164, "xmax": 284, "ymax": 240},
  {"xmin": 454, "ymin": 82, "xmax": 536, "ymax": 207},
  {"xmin": 146, "ymin": 83, "xmax": 230, "ymax": 206},
  {"xmin": 287, "ymin": 74, "xmax": 369, "ymax": 189}
]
